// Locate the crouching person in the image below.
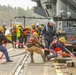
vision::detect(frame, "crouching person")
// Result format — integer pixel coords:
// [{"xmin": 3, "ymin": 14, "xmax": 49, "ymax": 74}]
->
[
  {"xmin": 26, "ymin": 32, "xmax": 46, "ymax": 63},
  {"xmin": 47, "ymin": 36, "xmax": 70, "ymax": 60}
]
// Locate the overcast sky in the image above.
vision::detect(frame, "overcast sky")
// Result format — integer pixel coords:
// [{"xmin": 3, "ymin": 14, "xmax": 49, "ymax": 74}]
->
[{"xmin": 0, "ymin": 0, "xmax": 37, "ymax": 9}]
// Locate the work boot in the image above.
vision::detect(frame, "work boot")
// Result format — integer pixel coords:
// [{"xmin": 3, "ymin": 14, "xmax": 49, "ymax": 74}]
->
[
  {"xmin": 18, "ymin": 44, "xmax": 21, "ymax": 48},
  {"xmin": 44, "ymin": 50, "xmax": 50, "ymax": 58},
  {"xmin": 6, "ymin": 60, "xmax": 13, "ymax": 62},
  {"xmin": 15, "ymin": 45, "xmax": 16, "ymax": 48},
  {"xmin": 31, "ymin": 60, "xmax": 34, "ymax": 63},
  {"xmin": 41, "ymin": 55, "xmax": 47, "ymax": 62},
  {"xmin": 30, "ymin": 54, "xmax": 34, "ymax": 63},
  {"xmin": 21, "ymin": 46, "xmax": 24, "ymax": 48}
]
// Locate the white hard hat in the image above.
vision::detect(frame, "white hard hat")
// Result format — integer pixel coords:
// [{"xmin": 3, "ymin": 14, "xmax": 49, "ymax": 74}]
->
[
  {"xmin": 36, "ymin": 23, "xmax": 39, "ymax": 26},
  {"xmin": 49, "ymin": 18, "xmax": 55, "ymax": 25},
  {"xmin": 3, "ymin": 23, "xmax": 6, "ymax": 25}
]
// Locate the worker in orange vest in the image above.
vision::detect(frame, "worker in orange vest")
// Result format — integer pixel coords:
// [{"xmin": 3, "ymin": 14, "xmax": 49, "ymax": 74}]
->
[
  {"xmin": 47, "ymin": 36, "xmax": 70, "ymax": 60},
  {"xmin": 26, "ymin": 32, "xmax": 46, "ymax": 63}
]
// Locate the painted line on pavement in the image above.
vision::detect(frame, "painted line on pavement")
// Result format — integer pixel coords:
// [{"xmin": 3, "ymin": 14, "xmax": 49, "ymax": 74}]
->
[
  {"xmin": 54, "ymin": 63, "xmax": 63, "ymax": 75},
  {"xmin": 8, "ymin": 48, "xmax": 13, "ymax": 52},
  {"xmin": 44, "ymin": 63, "xmax": 49, "ymax": 75}
]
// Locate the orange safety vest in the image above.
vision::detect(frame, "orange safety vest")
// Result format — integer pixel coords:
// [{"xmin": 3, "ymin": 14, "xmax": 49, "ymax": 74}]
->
[
  {"xmin": 31, "ymin": 29, "xmax": 36, "ymax": 34},
  {"xmin": 15, "ymin": 28, "xmax": 18, "ymax": 33},
  {"xmin": 23, "ymin": 30, "xmax": 28, "ymax": 36},
  {"xmin": 23, "ymin": 30, "xmax": 30, "ymax": 36},
  {"xmin": 51, "ymin": 40, "xmax": 61, "ymax": 52},
  {"xmin": 54, "ymin": 47, "xmax": 61, "ymax": 52},
  {"xmin": 28, "ymin": 38, "xmax": 37, "ymax": 44}
]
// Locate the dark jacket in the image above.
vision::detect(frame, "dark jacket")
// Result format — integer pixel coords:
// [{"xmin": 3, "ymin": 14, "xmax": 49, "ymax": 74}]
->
[
  {"xmin": 49, "ymin": 41, "xmax": 70, "ymax": 54},
  {"xmin": 41, "ymin": 24, "xmax": 56, "ymax": 41},
  {"xmin": 0, "ymin": 31, "xmax": 12, "ymax": 45}
]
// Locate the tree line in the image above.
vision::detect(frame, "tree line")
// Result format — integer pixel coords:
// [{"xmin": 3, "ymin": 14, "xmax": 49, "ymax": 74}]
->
[{"xmin": 0, "ymin": 4, "xmax": 30, "ymax": 26}]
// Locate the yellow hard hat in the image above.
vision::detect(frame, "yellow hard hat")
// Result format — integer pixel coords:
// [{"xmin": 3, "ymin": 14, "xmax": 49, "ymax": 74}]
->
[
  {"xmin": 19, "ymin": 24, "xmax": 22, "ymax": 27},
  {"xmin": 39, "ymin": 25, "xmax": 43, "ymax": 29},
  {"xmin": 33, "ymin": 32, "xmax": 39, "ymax": 37},
  {"xmin": 0, "ymin": 27, "xmax": 4, "ymax": 31},
  {"xmin": 25, "ymin": 26, "xmax": 28, "ymax": 28},
  {"xmin": 25, "ymin": 25, "xmax": 31, "ymax": 30},
  {"xmin": 58, "ymin": 29, "xmax": 62, "ymax": 33},
  {"xmin": 62, "ymin": 52, "xmax": 66, "ymax": 54},
  {"xmin": 31, "ymin": 24, "xmax": 35, "ymax": 27},
  {"xmin": 13, "ymin": 24, "xmax": 16, "ymax": 27},
  {"xmin": 59, "ymin": 37, "xmax": 66, "ymax": 43}
]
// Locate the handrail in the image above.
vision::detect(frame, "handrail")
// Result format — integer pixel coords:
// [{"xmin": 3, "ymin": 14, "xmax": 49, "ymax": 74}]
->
[{"xmin": 61, "ymin": 0, "xmax": 76, "ymax": 12}]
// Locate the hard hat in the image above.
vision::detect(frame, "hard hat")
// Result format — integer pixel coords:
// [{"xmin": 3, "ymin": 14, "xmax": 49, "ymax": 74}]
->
[
  {"xmin": 3, "ymin": 23, "xmax": 6, "ymax": 25},
  {"xmin": 19, "ymin": 24, "xmax": 22, "ymax": 27},
  {"xmin": 49, "ymin": 18, "xmax": 55, "ymax": 25},
  {"xmin": 13, "ymin": 24, "xmax": 16, "ymax": 27},
  {"xmin": 25, "ymin": 26, "xmax": 27, "ymax": 28},
  {"xmin": 59, "ymin": 37, "xmax": 66, "ymax": 43},
  {"xmin": 36, "ymin": 23, "xmax": 39, "ymax": 26},
  {"xmin": 25, "ymin": 25, "xmax": 31, "ymax": 30},
  {"xmin": 39, "ymin": 25, "xmax": 43, "ymax": 29},
  {"xmin": 33, "ymin": 32, "xmax": 39, "ymax": 37},
  {"xmin": 0, "ymin": 27, "xmax": 4, "ymax": 31},
  {"xmin": 62, "ymin": 52, "xmax": 67, "ymax": 57},
  {"xmin": 58, "ymin": 29, "xmax": 62, "ymax": 33},
  {"xmin": 31, "ymin": 24, "xmax": 35, "ymax": 27}
]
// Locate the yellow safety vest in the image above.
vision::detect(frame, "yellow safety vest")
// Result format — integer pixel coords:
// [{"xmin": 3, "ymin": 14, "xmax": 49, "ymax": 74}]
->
[{"xmin": 17, "ymin": 27, "xmax": 21, "ymax": 38}]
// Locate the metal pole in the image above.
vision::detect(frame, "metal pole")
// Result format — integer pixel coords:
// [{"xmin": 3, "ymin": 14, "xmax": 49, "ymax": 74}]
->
[{"xmin": 24, "ymin": 17, "xmax": 25, "ymax": 27}]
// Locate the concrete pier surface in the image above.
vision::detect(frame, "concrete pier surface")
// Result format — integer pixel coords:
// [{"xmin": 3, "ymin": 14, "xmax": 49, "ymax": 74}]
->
[{"xmin": 0, "ymin": 44, "xmax": 76, "ymax": 75}]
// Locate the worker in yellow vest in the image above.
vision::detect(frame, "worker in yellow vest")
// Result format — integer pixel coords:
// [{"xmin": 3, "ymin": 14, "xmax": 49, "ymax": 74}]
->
[{"xmin": 16, "ymin": 24, "xmax": 24, "ymax": 48}]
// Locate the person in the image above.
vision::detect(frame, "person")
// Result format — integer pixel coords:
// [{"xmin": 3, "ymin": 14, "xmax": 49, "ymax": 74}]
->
[
  {"xmin": 47, "ymin": 36, "xmax": 71, "ymax": 60},
  {"xmin": 31, "ymin": 23, "xmax": 39, "ymax": 36},
  {"xmin": 16, "ymin": 24, "xmax": 24, "ymax": 48},
  {"xmin": 23, "ymin": 25, "xmax": 31, "ymax": 44},
  {"xmin": 2, "ymin": 23, "xmax": 6, "ymax": 34},
  {"xmin": 26, "ymin": 32, "xmax": 46, "ymax": 63},
  {"xmin": 10, "ymin": 24, "xmax": 17, "ymax": 48},
  {"xmin": 31, "ymin": 24, "xmax": 36, "ymax": 34},
  {"xmin": 41, "ymin": 18, "xmax": 56, "ymax": 58},
  {"xmin": 0, "ymin": 27, "xmax": 13, "ymax": 62}
]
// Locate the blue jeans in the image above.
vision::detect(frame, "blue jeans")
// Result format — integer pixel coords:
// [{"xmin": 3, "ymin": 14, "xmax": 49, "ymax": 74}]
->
[
  {"xmin": 0, "ymin": 45, "xmax": 10, "ymax": 61},
  {"xmin": 44, "ymin": 40, "xmax": 51, "ymax": 48},
  {"xmin": 44, "ymin": 40, "xmax": 51, "ymax": 56},
  {"xmin": 47, "ymin": 52, "xmax": 58, "ymax": 60}
]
